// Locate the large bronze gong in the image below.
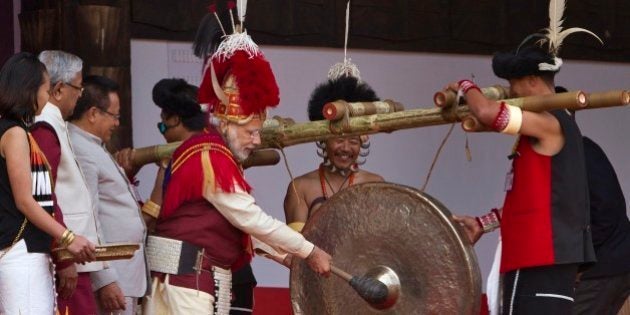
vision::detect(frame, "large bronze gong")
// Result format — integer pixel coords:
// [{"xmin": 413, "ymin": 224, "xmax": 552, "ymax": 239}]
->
[{"xmin": 290, "ymin": 182, "xmax": 481, "ymax": 314}]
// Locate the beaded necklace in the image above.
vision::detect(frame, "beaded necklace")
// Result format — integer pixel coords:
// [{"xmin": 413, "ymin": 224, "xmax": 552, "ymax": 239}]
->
[{"xmin": 318, "ymin": 164, "xmax": 355, "ymax": 198}]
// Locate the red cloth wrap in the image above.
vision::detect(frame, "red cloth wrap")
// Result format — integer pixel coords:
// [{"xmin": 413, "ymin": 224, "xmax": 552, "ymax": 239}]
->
[
  {"xmin": 159, "ymin": 128, "xmax": 253, "ymax": 277},
  {"xmin": 161, "ymin": 128, "xmax": 251, "ymax": 219},
  {"xmin": 154, "ymin": 200, "xmax": 248, "ymax": 293}
]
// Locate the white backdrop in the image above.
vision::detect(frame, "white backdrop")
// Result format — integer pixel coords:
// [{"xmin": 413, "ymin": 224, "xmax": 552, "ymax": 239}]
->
[{"xmin": 131, "ymin": 39, "xmax": 630, "ymax": 289}]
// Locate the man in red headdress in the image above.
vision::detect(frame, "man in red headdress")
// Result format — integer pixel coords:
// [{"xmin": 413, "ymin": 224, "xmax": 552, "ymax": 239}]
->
[{"xmin": 142, "ymin": 3, "xmax": 332, "ymax": 314}]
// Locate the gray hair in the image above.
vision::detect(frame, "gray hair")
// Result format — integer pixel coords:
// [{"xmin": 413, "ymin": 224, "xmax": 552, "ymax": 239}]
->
[
  {"xmin": 38, "ymin": 50, "xmax": 83, "ymax": 84},
  {"xmin": 209, "ymin": 115, "xmax": 221, "ymax": 128}
]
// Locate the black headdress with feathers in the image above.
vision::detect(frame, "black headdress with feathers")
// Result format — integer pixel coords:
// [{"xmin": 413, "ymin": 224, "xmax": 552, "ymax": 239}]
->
[
  {"xmin": 307, "ymin": 76, "xmax": 379, "ymax": 121},
  {"xmin": 192, "ymin": 3, "xmax": 232, "ymax": 59},
  {"xmin": 492, "ymin": 44, "xmax": 557, "ymax": 80},
  {"xmin": 492, "ymin": 0, "xmax": 601, "ymax": 80},
  {"xmin": 152, "ymin": 78, "xmax": 200, "ymax": 117}
]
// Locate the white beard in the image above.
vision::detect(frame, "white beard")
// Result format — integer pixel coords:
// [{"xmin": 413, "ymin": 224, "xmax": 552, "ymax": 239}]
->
[{"xmin": 226, "ymin": 126, "xmax": 250, "ymax": 163}]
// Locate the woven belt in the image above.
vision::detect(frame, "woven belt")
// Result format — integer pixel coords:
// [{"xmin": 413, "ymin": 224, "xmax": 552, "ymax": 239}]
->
[
  {"xmin": 146, "ymin": 235, "xmax": 202, "ymax": 275},
  {"xmin": 213, "ymin": 266, "xmax": 232, "ymax": 315}
]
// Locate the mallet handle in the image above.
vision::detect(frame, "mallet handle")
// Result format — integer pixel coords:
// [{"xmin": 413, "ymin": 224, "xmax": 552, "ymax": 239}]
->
[{"xmin": 331, "ymin": 265, "xmax": 353, "ymax": 282}]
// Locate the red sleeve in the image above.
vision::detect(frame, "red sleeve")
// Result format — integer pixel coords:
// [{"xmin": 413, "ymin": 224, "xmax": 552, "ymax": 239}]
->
[
  {"xmin": 30, "ymin": 122, "xmax": 72, "ymax": 269},
  {"xmin": 30, "ymin": 122, "xmax": 61, "ymax": 179},
  {"xmin": 30, "ymin": 122, "xmax": 64, "ymax": 223}
]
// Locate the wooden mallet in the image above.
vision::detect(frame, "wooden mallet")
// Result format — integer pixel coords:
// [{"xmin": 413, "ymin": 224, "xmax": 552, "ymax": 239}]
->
[{"xmin": 255, "ymin": 248, "xmax": 388, "ymax": 305}]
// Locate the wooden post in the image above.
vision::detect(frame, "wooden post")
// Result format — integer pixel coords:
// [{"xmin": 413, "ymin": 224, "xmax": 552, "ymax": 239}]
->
[{"xmin": 19, "ymin": 0, "xmax": 132, "ymax": 151}]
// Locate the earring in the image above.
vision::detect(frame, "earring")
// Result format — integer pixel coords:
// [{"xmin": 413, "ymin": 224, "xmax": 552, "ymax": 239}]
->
[
  {"xmin": 316, "ymin": 141, "xmax": 327, "ymax": 159},
  {"xmin": 360, "ymin": 140, "xmax": 370, "ymax": 149}
]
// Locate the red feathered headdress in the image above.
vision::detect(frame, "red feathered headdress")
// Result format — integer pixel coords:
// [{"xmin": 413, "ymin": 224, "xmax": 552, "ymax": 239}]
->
[
  {"xmin": 196, "ymin": 2, "xmax": 279, "ymax": 124},
  {"xmin": 199, "ymin": 51, "xmax": 279, "ymax": 123}
]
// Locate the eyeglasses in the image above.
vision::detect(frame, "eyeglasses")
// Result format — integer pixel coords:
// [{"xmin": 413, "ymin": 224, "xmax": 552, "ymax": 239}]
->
[
  {"xmin": 246, "ymin": 129, "xmax": 261, "ymax": 140},
  {"xmin": 65, "ymin": 82, "xmax": 84, "ymax": 94},
  {"xmin": 98, "ymin": 108, "xmax": 121, "ymax": 120}
]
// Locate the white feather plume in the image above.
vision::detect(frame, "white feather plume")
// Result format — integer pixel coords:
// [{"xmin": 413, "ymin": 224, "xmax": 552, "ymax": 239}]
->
[
  {"xmin": 541, "ymin": 0, "xmax": 602, "ymax": 56},
  {"xmin": 237, "ymin": 0, "xmax": 247, "ymax": 25}
]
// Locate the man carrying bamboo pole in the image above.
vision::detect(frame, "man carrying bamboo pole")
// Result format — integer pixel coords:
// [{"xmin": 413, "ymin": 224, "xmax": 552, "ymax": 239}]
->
[{"xmin": 450, "ymin": 2, "xmax": 602, "ymax": 313}]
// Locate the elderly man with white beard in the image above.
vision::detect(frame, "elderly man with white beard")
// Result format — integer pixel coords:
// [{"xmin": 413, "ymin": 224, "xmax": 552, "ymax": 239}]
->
[{"xmin": 141, "ymin": 8, "xmax": 332, "ymax": 312}]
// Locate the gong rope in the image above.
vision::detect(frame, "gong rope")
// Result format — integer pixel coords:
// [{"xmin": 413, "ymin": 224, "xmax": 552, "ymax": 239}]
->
[
  {"xmin": 420, "ymin": 123, "xmax": 455, "ymax": 192},
  {"xmin": 420, "ymin": 123, "xmax": 473, "ymax": 191},
  {"xmin": 275, "ymin": 141, "xmax": 303, "ymax": 208}
]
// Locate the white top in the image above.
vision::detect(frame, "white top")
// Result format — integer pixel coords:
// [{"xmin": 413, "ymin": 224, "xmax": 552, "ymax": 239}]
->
[{"xmin": 204, "ymin": 185, "xmax": 314, "ymax": 260}]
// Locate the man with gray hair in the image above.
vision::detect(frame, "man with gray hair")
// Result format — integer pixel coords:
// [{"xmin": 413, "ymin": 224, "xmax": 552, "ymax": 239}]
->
[{"xmin": 33, "ymin": 50, "xmax": 103, "ymax": 314}]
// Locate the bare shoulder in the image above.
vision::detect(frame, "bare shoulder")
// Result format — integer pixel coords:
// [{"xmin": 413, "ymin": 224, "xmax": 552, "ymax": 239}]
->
[
  {"xmin": 0, "ymin": 126, "xmax": 28, "ymax": 158},
  {"xmin": 291, "ymin": 169, "xmax": 320, "ymax": 185},
  {"xmin": 0, "ymin": 125, "xmax": 27, "ymax": 146},
  {"xmin": 355, "ymin": 169, "xmax": 384, "ymax": 184},
  {"xmin": 286, "ymin": 169, "xmax": 320, "ymax": 195}
]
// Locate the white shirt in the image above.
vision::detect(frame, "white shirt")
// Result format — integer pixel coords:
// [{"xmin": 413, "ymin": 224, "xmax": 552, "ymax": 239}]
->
[{"xmin": 204, "ymin": 185, "xmax": 314, "ymax": 260}]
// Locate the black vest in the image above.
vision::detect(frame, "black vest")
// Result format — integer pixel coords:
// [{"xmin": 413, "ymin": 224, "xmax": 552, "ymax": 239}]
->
[{"xmin": 0, "ymin": 119, "xmax": 53, "ymax": 253}]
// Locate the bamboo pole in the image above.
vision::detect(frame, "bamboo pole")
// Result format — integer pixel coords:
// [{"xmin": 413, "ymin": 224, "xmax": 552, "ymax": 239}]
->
[
  {"xmin": 259, "ymin": 90, "xmax": 594, "ymax": 149},
  {"xmin": 434, "ymin": 85, "xmax": 510, "ymax": 107},
  {"xmin": 323, "ymin": 99, "xmax": 405, "ymax": 121},
  {"xmin": 131, "ymin": 144, "xmax": 280, "ymax": 169},
  {"xmin": 130, "ymin": 89, "xmax": 628, "ymax": 162},
  {"xmin": 132, "ymin": 142, "xmax": 180, "ymax": 168},
  {"xmin": 461, "ymin": 90, "xmax": 629, "ymax": 132}
]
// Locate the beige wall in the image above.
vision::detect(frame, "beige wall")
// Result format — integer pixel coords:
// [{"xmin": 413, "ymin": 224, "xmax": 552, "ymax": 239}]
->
[{"xmin": 131, "ymin": 40, "xmax": 630, "ymax": 288}]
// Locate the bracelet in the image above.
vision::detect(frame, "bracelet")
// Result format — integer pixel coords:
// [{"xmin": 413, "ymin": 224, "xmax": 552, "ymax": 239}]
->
[
  {"xmin": 142, "ymin": 200, "xmax": 161, "ymax": 219},
  {"xmin": 458, "ymin": 79, "xmax": 481, "ymax": 94},
  {"xmin": 287, "ymin": 222, "xmax": 305, "ymax": 233},
  {"xmin": 491, "ymin": 102, "xmax": 510, "ymax": 131},
  {"xmin": 59, "ymin": 229, "xmax": 76, "ymax": 248},
  {"xmin": 475, "ymin": 208, "xmax": 501, "ymax": 233}
]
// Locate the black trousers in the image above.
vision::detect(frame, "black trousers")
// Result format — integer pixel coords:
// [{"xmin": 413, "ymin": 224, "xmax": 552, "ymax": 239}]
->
[
  {"xmin": 502, "ymin": 264, "xmax": 579, "ymax": 315},
  {"xmin": 230, "ymin": 263, "xmax": 257, "ymax": 314}
]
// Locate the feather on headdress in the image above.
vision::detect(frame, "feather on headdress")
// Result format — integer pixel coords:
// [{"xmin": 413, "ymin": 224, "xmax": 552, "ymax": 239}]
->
[
  {"xmin": 194, "ymin": 1, "xmax": 279, "ymax": 124},
  {"xmin": 493, "ymin": 0, "xmax": 602, "ymax": 79},
  {"xmin": 539, "ymin": 0, "xmax": 602, "ymax": 57}
]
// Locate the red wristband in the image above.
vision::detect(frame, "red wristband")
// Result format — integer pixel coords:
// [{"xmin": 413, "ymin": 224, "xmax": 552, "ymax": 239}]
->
[
  {"xmin": 458, "ymin": 79, "xmax": 481, "ymax": 94},
  {"xmin": 491, "ymin": 102, "xmax": 510, "ymax": 131},
  {"xmin": 491, "ymin": 208, "xmax": 501, "ymax": 222},
  {"xmin": 477, "ymin": 208, "xmax": 501, "ymax": 233}
]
